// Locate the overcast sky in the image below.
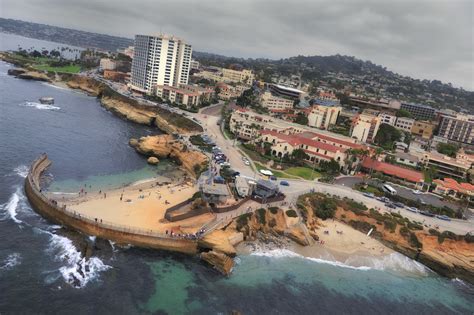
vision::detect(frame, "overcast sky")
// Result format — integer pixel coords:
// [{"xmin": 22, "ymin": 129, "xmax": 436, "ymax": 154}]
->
[{"xmin": 2, "ymin": 0, "xmax": 473, "ymax": 90}]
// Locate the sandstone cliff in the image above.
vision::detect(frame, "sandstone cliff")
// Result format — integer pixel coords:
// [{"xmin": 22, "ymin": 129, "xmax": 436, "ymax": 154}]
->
[
  {"xmin": 7, "ymin": 68, "xmax": 51, "ymax": 82},
  {"xmin": 200, "ymin": 250, "xmax": 234, "ymax": 276},
  {"xmin": 130, "ymin": 135, "xmax": 208, "ymax": 178}
]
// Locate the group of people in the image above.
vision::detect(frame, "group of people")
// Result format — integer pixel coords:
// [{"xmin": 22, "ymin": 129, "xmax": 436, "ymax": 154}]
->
[{"xmin": 164, "ymin": 228, "xmax": 206, "ymax": 240}]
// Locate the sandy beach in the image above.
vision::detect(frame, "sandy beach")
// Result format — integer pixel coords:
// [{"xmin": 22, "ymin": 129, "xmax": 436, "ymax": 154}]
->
[{"xmin": 50, "ymin": 177, "xmax": 215, "ymax": 235}]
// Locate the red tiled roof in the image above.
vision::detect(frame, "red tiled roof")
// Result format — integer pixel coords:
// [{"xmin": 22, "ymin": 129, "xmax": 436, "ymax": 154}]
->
[
  {"xmin": 260, "ymin": 130, "xmax": 343, "ymax": 153},
  {"xmin": 361, "ymin": 158, "xmax": 424, "ymax": 183},
  {"xmin": 303, "ymin": 149, "xmax": 332, "ymax": 160},
  {"xmin": 434, "ymin": 178, "xmax": 474, "ymax": 193}
]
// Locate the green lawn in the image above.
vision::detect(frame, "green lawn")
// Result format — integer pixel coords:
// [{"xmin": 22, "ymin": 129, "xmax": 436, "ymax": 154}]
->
[
  {"xmin": 285, "ymin": 166, "xmax": 321, "ymax": 180},
  {"xmin": 239, "ymin": 145, "xmax": 269, "ymax": 163},
  {"xmin": 254, "ymin": 162, "xmax": 299, "ymax": 179},
  {"xmin": 33, "ymin": 64, "xmax": 81, "ymax": 74}
]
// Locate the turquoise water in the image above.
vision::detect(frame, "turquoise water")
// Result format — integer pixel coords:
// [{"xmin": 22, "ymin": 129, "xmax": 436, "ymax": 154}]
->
[{"xmin": 47, "ymin": 162, "xmax": 184, "ymax": 193}]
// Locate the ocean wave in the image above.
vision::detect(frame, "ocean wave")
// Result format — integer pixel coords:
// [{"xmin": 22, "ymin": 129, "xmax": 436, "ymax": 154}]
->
[
  {"xmin": 13, "ymin": 165, "xmax": 29, "ymax": 178},
  {"xmin": 251, "ymin": 248, "xmax": 372, "ymax": 271},
  {"xmin": 47, "ymin": 233, "xmax": 111, "ymax": 288},
  {"xmin": 19, "ymin": 101, "xmax": 60, "ymax": 111},
  {"xmin": 251, "ymin": 248, "xmax": 428, "ymax": 275},
  {"xmin": 0, "ymin": 253, "xmax": 22, "ymax": 270},
  {"xmin": 0, "ymin": 188, "xmax": 23, "ymax": 224}
]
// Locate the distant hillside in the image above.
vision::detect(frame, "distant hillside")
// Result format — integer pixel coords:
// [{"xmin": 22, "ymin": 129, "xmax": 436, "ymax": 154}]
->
[{"xmin": 0, "ymin": 18, "xmax": 133, "ymax": 51}]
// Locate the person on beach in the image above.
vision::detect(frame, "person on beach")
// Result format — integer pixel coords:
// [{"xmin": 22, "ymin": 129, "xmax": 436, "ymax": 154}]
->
[
  {"xmin": 120, "ymin": 194, "xmax": 123, "ymax": 201},
  {"xmin": 104, "ymin": 193, "xmax": 107, "ymax": 199}
]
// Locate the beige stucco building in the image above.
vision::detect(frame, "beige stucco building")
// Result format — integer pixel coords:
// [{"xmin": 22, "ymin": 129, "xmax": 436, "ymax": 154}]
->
[
  {"xmin": 308, "ymin": 105, "xmax": 341, "ymax": 130},
  {"xmin": 350, "ymin": 113, "xmax": 381, "ymax": 143},
  {"xmin": 260, "ymin": 91, "xmax": 294, "ymax": 111}
]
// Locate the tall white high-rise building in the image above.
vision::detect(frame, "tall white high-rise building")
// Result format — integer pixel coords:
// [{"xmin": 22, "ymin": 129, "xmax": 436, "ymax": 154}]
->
[{"xmin": 130, "ymin": 34, "xmax": 192, "ymax": 93}]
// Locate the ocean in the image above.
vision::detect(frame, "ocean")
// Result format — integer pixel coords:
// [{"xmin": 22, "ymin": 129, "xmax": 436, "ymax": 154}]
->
[{"xmin": 0, "ymin": 34, "xmax": 473, "ymax": 314}]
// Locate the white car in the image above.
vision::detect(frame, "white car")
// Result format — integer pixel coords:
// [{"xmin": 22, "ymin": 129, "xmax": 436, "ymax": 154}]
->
[
  {"xmin": 412, "ymin": 189, "xmax": 422, "ymax": 195},
  {"xmin": 244, "ymin": 161, "xmax": 250, "ymax": 166}
]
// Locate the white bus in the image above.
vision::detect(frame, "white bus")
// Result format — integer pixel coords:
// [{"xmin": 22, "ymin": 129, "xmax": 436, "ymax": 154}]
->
[{"xmin": 382, "ymin": 184, "xmax": 397, "ymax": 195}]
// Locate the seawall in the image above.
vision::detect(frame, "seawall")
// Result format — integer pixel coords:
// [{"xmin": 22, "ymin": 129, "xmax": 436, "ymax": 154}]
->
[{"xmin": 24, "ymin": 154, "xmax": 198, "ymax": 255}]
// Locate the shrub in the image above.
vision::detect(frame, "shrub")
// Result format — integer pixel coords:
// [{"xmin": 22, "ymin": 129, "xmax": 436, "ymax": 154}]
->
[
  {"xmin": 383, "ymin": 220, "xmax": 397, "ymax": 233},
  {"xmin": 399, "ymin": 226, "xmax": 410, "ymax": 237},
  {"xmin": 349, "ymin": 220, "xmax": 374, "ymax": 234},
  {"xmin": 438, "ymin": 230, "xmax": 459, "ymax": 244},
  {"xmin": 312, "ymin": 197, "xmax": 337, "ymax": 220},
  {"xmin": 268, "ymin": 207, "xmax": 279, "ymax": 214},
  {"xmin": 409, "ymin": 232, "xmax": 422, "ymax": 249},
  {"xmin": 285, "ymin": 210, "xmax": 298, "ymax": 218},
  {"xmin": 257, "ymin": 208, "xmax": 266, "ymax": 225},
  {"xmin": 428, "ymin": 228, "xmax": 440, "ymax": 236},
  {"xmin": 236, "ymin": 213, "xmax": 252, "ymax": 230},
  {"xmin": 407, "ymin": 221, "xmax": 423, "ymax": 231},
  {"xmin": 465, "ymin": 233, "xmax": 474, "ymax": 243}
]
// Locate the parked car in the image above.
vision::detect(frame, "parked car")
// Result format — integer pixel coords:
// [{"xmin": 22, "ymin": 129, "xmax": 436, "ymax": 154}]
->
[
  {"xmin": 406, "ymin": 207, "xmax": 419, "ymax": 213},
  {"xmin": 244, "ymin": 161, "xmax": 250, "ymax": 166},
  {"xmin": 231, "ymin": 171, "xmax": 240, "ymax": 178},
  {"xmin": 394, "ymin": 202, "xmax": 405, "ymax": 208},
  {"xmin": 412, "ymin": 189, "xmax": 422, "ymax": 195},
  {"xmin": 385, "ymin": 202, "xmax": 397, "ymax": 209},
  {"xmin": 436, "ymin": 215, "xmax": 451, "ymax": 221},
  {"xmin": 270, "ymin": 176, "xmax": 277, "ymax": 181},
  {"xmin": 420, "ymin": 210, "xmax": 435, "ymax": 217},
  {"xmin": 363, "ymin": 192, "xmax": 375, "ymax": 198},
  {"xmin": 280, "ymin": 180, "xmax": 290, "ymax": 186},
  {"xmin": 418, "ymin": 198, "xmax": 427, "ymax": 205}
]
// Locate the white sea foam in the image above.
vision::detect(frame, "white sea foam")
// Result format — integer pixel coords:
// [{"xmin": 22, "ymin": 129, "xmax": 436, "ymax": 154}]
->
[
  {"xmin": 13, "ymin": 165, "xmax": 29, "ymax": 178},
  {"xmin": 251, "ymin": 248, "xmax": 428, "ymax": 275},
  {"xmin": 20, "ymin": 101, "xmax": 60, "ymax": 111},
  {"xmin": 0, "ymin": 253, "xmax": 22, "ymax": 270},
  {"xmin": 47, "ymin": 233, "xmax": 111, "ymax": 288},
  {"xmin": 0, "ymin": 189, "xmax": 22, "ymax": 224}
]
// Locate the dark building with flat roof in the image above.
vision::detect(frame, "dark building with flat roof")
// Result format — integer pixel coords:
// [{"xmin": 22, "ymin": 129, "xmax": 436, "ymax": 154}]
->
[{"xmin": 400, "ymin": 102, "xmax": 436, "ymax": 121}]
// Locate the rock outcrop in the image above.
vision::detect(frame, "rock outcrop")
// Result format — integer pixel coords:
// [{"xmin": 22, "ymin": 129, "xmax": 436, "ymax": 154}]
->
[
  {"xmin": 130, "ymin": 135, "xmax": 208, "ymax": 178},
  {"xmin": 198, "ymin": 230, "xmax": 237, "ymax": 256},
  {"xmin": 200, "ymin": 250, "xmax": 234, "ymax": 276},
  {"xmin": 147, "ymin": 156, "xmax": 159, "ymax": 165},
  {"xmin": 7, "ymin": 68, "xmax": 51, "ymax": 82}
]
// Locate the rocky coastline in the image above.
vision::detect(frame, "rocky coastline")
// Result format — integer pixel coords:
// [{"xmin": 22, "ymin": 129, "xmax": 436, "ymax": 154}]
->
[{"xmin": 129, "ymin": 134, "xmax": 208, "ymax": 178}]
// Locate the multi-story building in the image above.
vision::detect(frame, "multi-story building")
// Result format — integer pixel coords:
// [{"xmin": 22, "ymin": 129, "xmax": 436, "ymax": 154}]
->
[
  {"xmin": 190, "ymin": 59, "xmax": 200, "ymax": 70},
  {"xmin": 221, "ymin": 68, "xmax": 254, "ymax": 85},
  {"xmin": 130, "ymin": 34, "xmax": 192, "ymax": 93},
  {"xmin": 308, "ymin": 104, "xmax": 341, "ymax": 130},
  {"xmin": 229, "ymin": 108, "xmax": 365, "ymax": 153},
  {"xmin": 216, "ymin": 83, "xmax": 247, "ymax": 100},
  {"xmin": 400, "ymin": 102, "xmax": 436, "ymax": 121},
  {"xmin": 259, "ymin": 130, "xmax": 348, "ymax": 166},
  {"xmin": 260, "ymin": 91, "xmax": 294, "ymax": 111},
  {"xmin": 100, "ymin": 58, "xmax": 116, "ymax": 71},
  {"xmin": 156, "ymin": 84, "xmax": 212, "ymax": 108},
  {"xmin": 268, "ymin": 84, "xmax": 303, "ymax": 99},
  {"xmin": 421, "ymin": 150, "xmax": 474, "ymax": 180},
  {"xmin": 380, "ymin": 112, "xmax": 397, "ymax": 126},
  {"xmin": 411, "ymin": 120, "xmax": 436, "ymax": 140},
  {"xmin": 437, "ymin": 113, "xmax": 474, "ymax": 146},
  {"xmin": 350, "ymin": 113, "xmax": 381, "ymax": 143},
  {"xmin": 394, "ymin": 117, "xmax": 415, "ymax": 132}
]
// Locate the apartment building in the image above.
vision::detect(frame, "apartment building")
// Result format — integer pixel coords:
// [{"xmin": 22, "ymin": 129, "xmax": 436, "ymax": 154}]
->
[
  {"xmin": 221, "ymin": 68, "xmax": 254, "ymax": 85},
  {"xmin": 130, "ymin": 34, "xmax": 192, "ymax": 93},
  {"xmin": 229, "ymin": 108, "xmax": 364, "ymax": 151},
  {"xmin": 268, "ymin": 84, "xmax": 303, "ymax": 99},
  {"xmin": 350, "ymin": 113, "xmax": 381, "ymax": 143},
  {"xmin": 100, "ymin": 58, "xmax": 117, "ymax": 71},
  {"xmin": 380, "ymin": 112, "xmax": 397, "ymax": 126},
  {"xmin": 216, "ymin": 82, "xmax": 247, "ymax": 100},
  {"xmin": 308, "ymin": 105, "xmax": 341, "ymax": 130},
  {"xmin": 194, "ymin": 67, "xmax": 254, "ymax": 85},
  {"xmin": 394, "ymin": 117, "xmax": 415, "ymax": 132},
  {"xmin": 400, "ymin": 102, "xmax": 436, "ymax": 121},
  {"xmin": 259, "ymin": 130, "xmax": 347, "ymax": 166},
  {"xmin": 156, "ymin": 84, "xmax": 212, "ymax": 108},
  {"xmin": 438, "ymin": 113, "xmax": 474, "ymax": 146},
  {"xmin": 421, "ymin": 150, "xmax": 473, "ymax": 180},
  {"xmin": 411, "ymin": 120, "xmax": 436, "ymax": 140},
  {"xmin": 260, "ymin": 91, "xmax": 294, "ymax": 111}
]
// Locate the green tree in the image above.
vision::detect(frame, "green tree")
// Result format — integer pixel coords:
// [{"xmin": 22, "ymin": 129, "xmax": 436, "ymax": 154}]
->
[
  {"xmin": 374, "ymin": 124, "xmax": 402, "ymax": 150},
  {"xmin": 436, "ymin": 143, "xmax": 459, "ymax": 157},
  {"xmin": 291, "ymin": 149, "xmax": 309, "ymax": 162},
  {"xmin": 396, "ymin": 109, "xmax": 412, "ymax": 118},
  {"xmin": 320, "ymin": 159, "xmax": 340, "ymax": 175},
  {"xmin": 294, "ymin": 112, "xmax": 308, "ymax": 125}
]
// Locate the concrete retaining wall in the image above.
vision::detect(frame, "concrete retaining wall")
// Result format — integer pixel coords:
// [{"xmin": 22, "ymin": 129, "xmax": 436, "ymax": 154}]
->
[{"xmin": 25, "ymin": 154, "xmax": 198, "ymax": 255}]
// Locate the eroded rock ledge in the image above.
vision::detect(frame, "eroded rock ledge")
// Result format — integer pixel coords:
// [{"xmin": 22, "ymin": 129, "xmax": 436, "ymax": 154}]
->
[{"xmin": 129, "ymin": 134, "xmax": 208, "ymax": 178}]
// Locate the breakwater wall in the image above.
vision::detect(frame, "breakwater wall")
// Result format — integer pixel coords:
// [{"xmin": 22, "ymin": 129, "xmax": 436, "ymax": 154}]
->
[{"xmin": 24, "ymin": 154, "xmax": 198, "ymax": 255}]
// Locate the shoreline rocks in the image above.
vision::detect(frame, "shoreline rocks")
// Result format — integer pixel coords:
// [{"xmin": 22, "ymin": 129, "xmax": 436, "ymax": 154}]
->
[{"xmin": 147, "ymin": 156, "xmax": 159, "ymax": 165}]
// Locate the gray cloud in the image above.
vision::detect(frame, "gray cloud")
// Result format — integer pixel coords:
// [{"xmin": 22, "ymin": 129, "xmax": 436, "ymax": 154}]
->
[{"xmin": 2, "ymin": 0, "xmax": 472, "ymax": 89}]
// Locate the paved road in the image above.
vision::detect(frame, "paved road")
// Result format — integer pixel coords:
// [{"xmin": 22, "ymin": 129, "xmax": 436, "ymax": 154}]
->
[{"xmin": 334, "ymin": 176, "xmax": 464, "ymax": 211}]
